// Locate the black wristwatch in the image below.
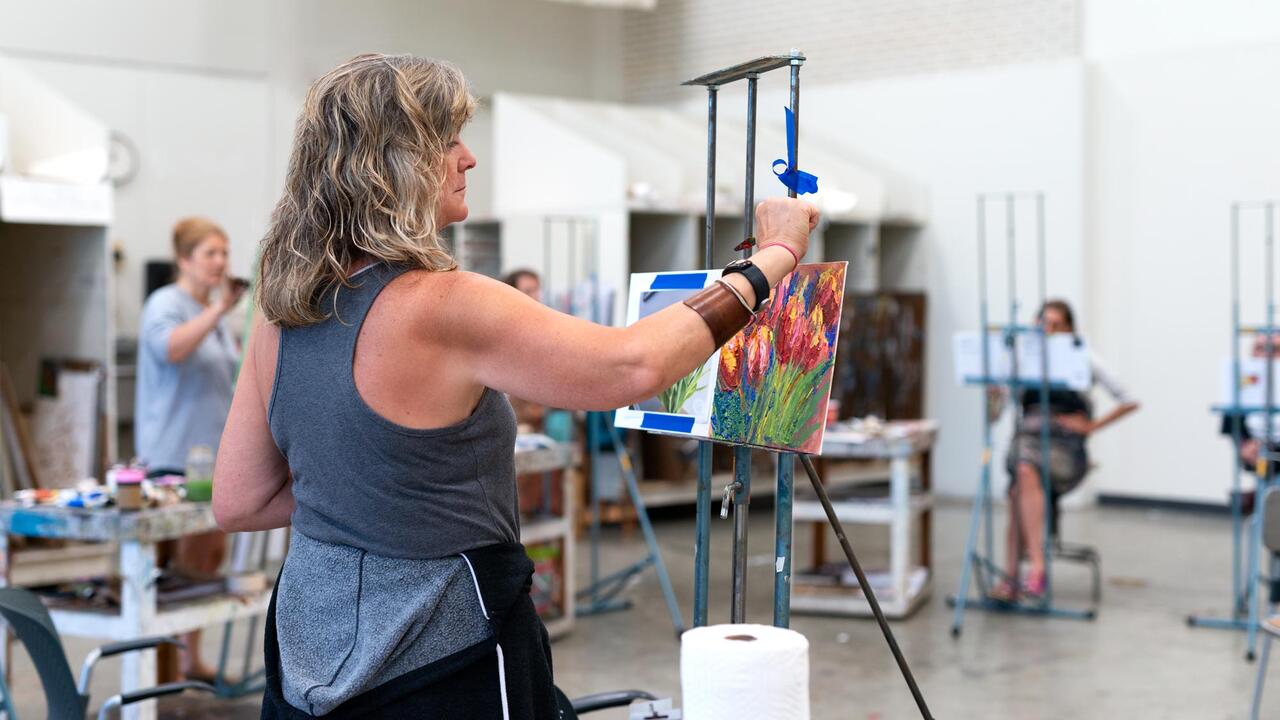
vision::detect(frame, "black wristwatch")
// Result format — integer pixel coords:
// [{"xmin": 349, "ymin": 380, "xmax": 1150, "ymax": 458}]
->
[{"xmin": 722, "ymin": 259, "xmax": 771, "ymax": 312}]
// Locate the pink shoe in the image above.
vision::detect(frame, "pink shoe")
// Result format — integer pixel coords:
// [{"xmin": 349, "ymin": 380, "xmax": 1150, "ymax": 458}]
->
[{"xmin": 1020, "ymin": 569, "xmax": 1046, "ymax": 598}]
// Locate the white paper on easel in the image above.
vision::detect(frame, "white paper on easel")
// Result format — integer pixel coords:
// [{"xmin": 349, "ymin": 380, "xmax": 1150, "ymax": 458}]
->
[
  {"xmin": 952, "ymin": 332, "xmax": 1092, "ymax": 390},
  {"xmin": 1220, "ymin": 357, "xmax": 1280, "ymax": 407}
]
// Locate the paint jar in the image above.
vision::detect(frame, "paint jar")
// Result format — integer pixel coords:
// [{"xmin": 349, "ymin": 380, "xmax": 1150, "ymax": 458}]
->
[
  {"xmin": 115, "ymin": 468, "xmax": 144, "ymax": 511},
  {"xmin": 184, "ymin": 445, "xmax": 214, "ymax": 503}
]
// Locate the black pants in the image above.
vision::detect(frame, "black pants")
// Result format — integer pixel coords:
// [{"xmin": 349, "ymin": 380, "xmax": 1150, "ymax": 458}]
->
[{"xmin": 260, "ymin": 544, "xmax": 559, "ymax": 719}]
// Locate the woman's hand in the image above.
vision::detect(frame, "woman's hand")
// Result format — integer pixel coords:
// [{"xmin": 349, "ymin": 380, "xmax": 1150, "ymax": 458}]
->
[
  {"xmin": 755, "ymin": 197, "xmax": 818, "ymax": 264},
  {"xmin": 1054, "ymin": 413, "xmax": 1094, "ymax": 435},
  {"xmin": 218, "ymin": 276, "xmax": 249, "ymax": 315}
]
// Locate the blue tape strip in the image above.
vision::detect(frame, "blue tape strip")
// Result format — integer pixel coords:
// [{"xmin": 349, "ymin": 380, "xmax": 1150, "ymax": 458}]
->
[
  {"xmin": 641, "ymin": 413, "xmax": 696, "ymax": 434},
  {"xmin": 773, "ymin": 106, "xmax": 819, "ymax": 195},
  {"xmin": 650, "ymin": 272, "xmax": 709, "ymax": 290}
]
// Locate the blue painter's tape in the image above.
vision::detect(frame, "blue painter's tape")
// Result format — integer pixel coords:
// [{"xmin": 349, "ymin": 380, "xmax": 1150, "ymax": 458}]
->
[
  {"xmin": 650, "ymin": 273, "xmax": 709, "ymax": 290},
  {"xmin": 641, "ymin": 413, "xmax": 696, "ymax": 434}
]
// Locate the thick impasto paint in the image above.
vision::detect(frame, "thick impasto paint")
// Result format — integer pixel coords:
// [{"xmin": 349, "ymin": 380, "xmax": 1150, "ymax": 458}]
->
[{"xmin": 711, "ymin": 262, "xmax": 846, "ymax": 453}]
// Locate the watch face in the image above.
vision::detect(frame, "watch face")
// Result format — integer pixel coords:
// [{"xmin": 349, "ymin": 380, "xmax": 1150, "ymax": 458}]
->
[{"xmin": 724, "ymin": 259, "xmax": 751, "ymax": 271}]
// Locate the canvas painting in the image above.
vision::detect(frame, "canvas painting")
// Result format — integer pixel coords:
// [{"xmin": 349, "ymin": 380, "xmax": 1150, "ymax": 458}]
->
[
  {"xmin": 615, "ymin": 263, "xmax": 848, "ymax": 455},
  {"xmin": 711, "ymin": 262, "xmax": 847, "ymax": 454}
]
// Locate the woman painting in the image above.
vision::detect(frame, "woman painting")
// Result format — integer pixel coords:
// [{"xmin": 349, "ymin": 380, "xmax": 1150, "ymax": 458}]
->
[{"xmin": 213, "ymin": 54, "xmax": 817, "ymax": 718}]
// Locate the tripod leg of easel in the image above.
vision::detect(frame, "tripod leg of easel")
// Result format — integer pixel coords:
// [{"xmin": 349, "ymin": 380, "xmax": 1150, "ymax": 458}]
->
[
  {"xmin": 609, "ymin": 422, "xmax": 685, "ymax": 635},
  {"xmin": 952, "ymin": 459, "xmax": 990, "ymax": 637},
  {"xmin": 1250, "ymin": 511, "xmax": 1264, "ymax": 660},
  {"xmin": 799, "ymin": 455, "xmax": 934, "ymax": 720},
  {"xmin": 773, "ymin": 454, "xmax": 794, "ymax": 628}
]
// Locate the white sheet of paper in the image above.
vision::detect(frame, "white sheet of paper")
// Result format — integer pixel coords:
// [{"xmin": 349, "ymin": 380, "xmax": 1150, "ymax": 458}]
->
[{"xmin": 953, "ymin": 331, "xmax": 1091, "ymax": 390}]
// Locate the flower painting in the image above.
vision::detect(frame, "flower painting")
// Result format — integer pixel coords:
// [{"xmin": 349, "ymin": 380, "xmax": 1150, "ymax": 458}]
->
[{"xmin": 711, "ymin": 262, "xmax": 847, "ymax": 453}]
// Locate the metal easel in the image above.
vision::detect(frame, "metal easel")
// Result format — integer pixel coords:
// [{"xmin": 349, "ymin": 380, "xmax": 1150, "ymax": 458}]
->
[
  {"xmin": 683, "ymin": 51, "xmax": 935, "ymax": 719},
  {"xmin": 1192, "ymin": 200, "xmax": 1279, "ymax": 662},
  {"xmin": 949, "ymin": 192, "xmax": 1097, "ymax": 634},
  {"xmin": 541, "ymin": 217, "xmax": 684, "ymax": 634}
]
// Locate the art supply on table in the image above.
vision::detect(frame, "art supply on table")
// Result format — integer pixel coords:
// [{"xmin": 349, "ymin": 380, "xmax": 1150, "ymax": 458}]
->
[
  {"xmin": 680, "ymin": 623, "xmax": 809, "ymax": 720},
  {"xmin": 114, "ymin": 467, "xmax": 144, "ymax": 511},
  {"xmin": 185, "ymin": 444, "xmax": 214, "ymax": 502}
]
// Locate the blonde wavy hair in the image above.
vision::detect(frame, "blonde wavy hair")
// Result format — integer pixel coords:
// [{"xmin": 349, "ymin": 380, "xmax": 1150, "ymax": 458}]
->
[{"xmin": 257, "ymin": 53, "xmax": 474, "ymax": 326}]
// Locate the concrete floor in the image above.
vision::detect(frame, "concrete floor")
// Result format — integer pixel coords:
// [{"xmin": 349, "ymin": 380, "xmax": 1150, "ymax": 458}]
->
[{"xmin": 7, "ymin": 501, "xmax": 1269, "ymax": 718}]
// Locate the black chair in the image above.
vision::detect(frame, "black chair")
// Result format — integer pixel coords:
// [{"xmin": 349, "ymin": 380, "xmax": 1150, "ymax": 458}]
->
[
  {"xmin": 556, "ymin": 687, "xmax": 659, "ymax": 719},
  {"xmin": 1049, "ymin": 489, "xmax": 1102, "ymax": 607},
  {"xmin": 0, "ymin": 587, "xmax": 215, "ymax": 719}
]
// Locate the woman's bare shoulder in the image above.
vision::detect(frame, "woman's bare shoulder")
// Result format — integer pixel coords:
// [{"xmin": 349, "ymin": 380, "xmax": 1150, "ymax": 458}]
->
[{"xmin": 395, "ymin": 268, "xmax": 522, "ymax": 335}]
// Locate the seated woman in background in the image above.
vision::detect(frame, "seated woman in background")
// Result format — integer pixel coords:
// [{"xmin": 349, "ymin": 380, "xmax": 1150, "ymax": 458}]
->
[
  {"xmin": 992, "ymin": 299, "xmax": 1139, "ymax": 600},
  {"xmin": 135, "ymin": 217, "xmax": 247, "ymax": 681}
]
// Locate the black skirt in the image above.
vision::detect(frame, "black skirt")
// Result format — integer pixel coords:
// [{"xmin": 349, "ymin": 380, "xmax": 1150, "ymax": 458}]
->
[{"xmin": 260, "ymin": 543, "xmax": 560, "ymax": 719}]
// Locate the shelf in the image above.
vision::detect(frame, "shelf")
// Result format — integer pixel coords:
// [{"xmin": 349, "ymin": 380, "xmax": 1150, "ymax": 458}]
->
[
  {"xmin": 0, "ymin": 176, "xmax": 112, "ymax": 226},
  {"xmin": 791, "ymin": 566, "xmax": 931, "ymax": 619},
  {"xmin": 792, "ymin": 493, "xmax": 933, "ymax": 526},
  {"xmin": 522, "ymin": 515, "xmax": 571, "ymax": 545},
  {"xmin": 638, "ymin": 463, "xmax": 896, "ymax": 508},
  {"xmin": 514, "ymin": 442, "xmax": 577, "ymax": 475},
  {"xmin": 49, "ymin": 586, "xmax": 273, "ymax": 639}
]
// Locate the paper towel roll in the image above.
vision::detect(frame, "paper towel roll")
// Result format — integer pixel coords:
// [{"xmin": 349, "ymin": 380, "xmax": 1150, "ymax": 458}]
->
[{"xmin": 681, "ymin": 623, "xmax": 810, "ymax": 720}]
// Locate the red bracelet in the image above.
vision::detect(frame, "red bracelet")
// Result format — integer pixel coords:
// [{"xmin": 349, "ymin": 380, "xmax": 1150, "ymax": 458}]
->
[{"xmin": 759, "ymin": 243, "xmax": 801, "ymax": 269}]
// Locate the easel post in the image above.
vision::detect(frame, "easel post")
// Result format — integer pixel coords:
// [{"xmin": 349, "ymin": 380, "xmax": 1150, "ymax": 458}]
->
[
  {"xmin": 684, "ymin": 51, "xmax": 808, "ymax": 629},
  {"xmin": 1248, "ymin": 203, "xmax": 1278, "ymax": 660},
  {"xmin": 772, "ymin": 49, "xmax": 804, "ymax": 628},
  {"xmin": 1189, "ymin": 201, "xmax": 1280, "ymax": 654},
  {"xmin": 692, "ymin": 85, "xmax": 717, "ymax": 629},
  {"xmin": 1233, "ymin": 203, "xmax": 1245, "ymax": 617}
]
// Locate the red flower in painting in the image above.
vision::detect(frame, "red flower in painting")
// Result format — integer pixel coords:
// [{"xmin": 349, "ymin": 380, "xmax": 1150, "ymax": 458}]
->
[
  {"xmin": 774, "ymin": 275, "xmax": 810, "ymax": 368},
  {"xmin": 719, "ymin": 331, "xmax": 745, "ymax": 391},
  {"xmin": 745, "ymin": 325, "xmax": 774, "ymax": 387},
  {"xmin": 799, "ymin": 305, "xmax": 828, "ymax": 370}
]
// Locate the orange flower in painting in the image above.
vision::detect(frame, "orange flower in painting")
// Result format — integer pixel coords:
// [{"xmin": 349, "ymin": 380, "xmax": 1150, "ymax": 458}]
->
[
  {"xmin": 814, "ymin": 270, "xmax": 841, "ymax": 329},
  {"xmin": 719, "ymin": 331, "xmax": 745, "ymax": 390}
]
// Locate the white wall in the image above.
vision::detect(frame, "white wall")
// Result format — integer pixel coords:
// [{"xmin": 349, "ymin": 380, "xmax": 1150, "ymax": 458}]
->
[
  {"xmin": 1085, "ymin": 13, "xmax": 1280, "ymax": 503},
  {"xmin": 1084, "ymin": 0, "xmax": 1280, "ymax": 60},
  {"xmin": 0, "ymin": 0, "xmax": 625, "ymax": 336},
  {"xmin": 700, "ymin": 61, "xmax": 1087, "ymax": 497}
]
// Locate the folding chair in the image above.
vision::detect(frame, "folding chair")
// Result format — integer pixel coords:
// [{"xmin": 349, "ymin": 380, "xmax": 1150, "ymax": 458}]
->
[
  {"xmin": 1050, "ymin": 487, "xmax": 1102, "ymax": 606},
  {"xmin": 0, "ymin": 587, "xmax": 214, "ymax": 719}
]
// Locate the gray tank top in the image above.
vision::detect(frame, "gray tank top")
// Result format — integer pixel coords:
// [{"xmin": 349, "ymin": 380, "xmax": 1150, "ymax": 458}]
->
[{"xmin": 269, "ymin": 262, "xmax": 520, "ymax": 559}]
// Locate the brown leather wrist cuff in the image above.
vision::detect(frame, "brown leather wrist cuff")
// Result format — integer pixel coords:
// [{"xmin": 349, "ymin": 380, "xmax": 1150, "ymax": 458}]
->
[{"xmin": 683, "ymin": 283, "xmax": 752, "ymax": 348}]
